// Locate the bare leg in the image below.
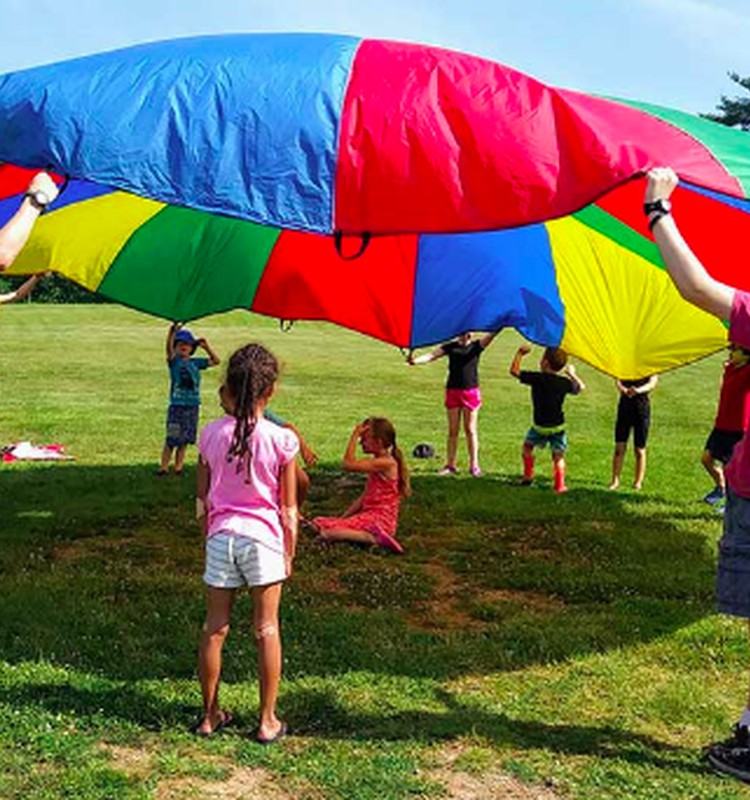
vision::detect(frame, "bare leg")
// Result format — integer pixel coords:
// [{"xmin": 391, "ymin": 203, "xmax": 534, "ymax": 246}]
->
[
  {"xmin": 174, "ymin": 445, "xmax": 188, "ymax": 474},
  {"xmin": 159, "ymin": 444, "xmax": 173, "ymax": 473},
  {"xmin": 253, "ymin": 581, "xmax": 284, "ymax": 742},
  {"xmin": 463, "ymin": 407, "xmax": 480, "ymax": 473},
  {"xmin": 445, "ymin": 407, "xmax": 460, "ymax": 469},
  {"xmin": 609, "ymin": 442, "xmax": 626, "ymax": 490},
  {"xmin": 197, "ymin": 587, "xmax": 235, "ymax": 734},
  {"xmin": 633, "ymin": 447, "xmax": 647, "ymax": 490},
  {"xmin": 319, "ymin": 528, "xmax": 378, "ymax": 546},
  {"xmin": 702, "ymin": 450, "xmax": 725, "ymax": 492}
]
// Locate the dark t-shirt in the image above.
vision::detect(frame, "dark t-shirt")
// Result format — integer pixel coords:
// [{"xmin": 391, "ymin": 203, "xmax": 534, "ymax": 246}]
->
[
  {"xmin": 519, "ymin": 370, "xmax": 579, "ymax": 427},
  {"xmin": 618, "ymin": 378, "xmax": 651, "ymax": 412},
  {"xmin": 441, "ymin": 340, "xmax": 484, "ymax": 389}
]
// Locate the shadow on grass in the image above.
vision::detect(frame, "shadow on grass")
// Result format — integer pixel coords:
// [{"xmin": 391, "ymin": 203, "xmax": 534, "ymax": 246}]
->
[
  {"xmin": 0, "ymin": 679, "xmax": 710, "ymax": 777},
  {"xmin": 284, "ymin": 685, "xmax": 707, "ymax": 774},
  {"xmin": 0, "ymin": 463, "xmax": 721, "ymax": 683}
]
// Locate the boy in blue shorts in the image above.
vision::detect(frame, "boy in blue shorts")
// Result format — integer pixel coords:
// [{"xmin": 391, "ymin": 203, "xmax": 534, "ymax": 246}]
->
[
  {"xmin": 157, "ymin": 322, "xmax": 220, "ymax": 476},
  {"xmin": 510, "ymin": 344, "xmax": 585, "ymax": 493}
]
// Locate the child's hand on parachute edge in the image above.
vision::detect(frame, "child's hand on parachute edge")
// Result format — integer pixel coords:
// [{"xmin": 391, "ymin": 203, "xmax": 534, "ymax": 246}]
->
[{"xmin": 517, "ymin": 344, "xmax": 532, "ymax": 356}]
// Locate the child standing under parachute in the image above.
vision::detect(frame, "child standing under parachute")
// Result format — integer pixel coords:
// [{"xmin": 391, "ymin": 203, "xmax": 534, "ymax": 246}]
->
[
  {"xmin": 510, "ymin": 344, "xmax": 585, "ymax": 493},
  {"xmin": 310, "ymin": 417, "xmax": 410, "ymax": 553},
  {"xmin": 408, "ymin": 331, "xmax": 498, "ymax": 476},
  {"xmin": 158, "ymin": 322, "xmax": 220, "ymax": 476},
  {"xmin": 609, "ymin": 375, "xmax": 659, "ymax": 491},
  {"xmin": 195, "ymin": 343, "xmax": 298, "ymax": 744}
]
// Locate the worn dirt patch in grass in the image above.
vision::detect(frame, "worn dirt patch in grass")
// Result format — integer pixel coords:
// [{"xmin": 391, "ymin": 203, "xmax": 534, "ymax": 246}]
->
[
  {"xmin": 406, "ymin": 561, "xmax": 563, "ymax": 632},
  {"xmin": 428, "ymin": 743, "xmax": 561, "ymax": 800},
  {"xmin": 155, "ymin": 766, "xmax": 294, "ymax": 800},
  {"xmin": 103, "ymin": 743, "xmax": 294, "ymax": 800}
]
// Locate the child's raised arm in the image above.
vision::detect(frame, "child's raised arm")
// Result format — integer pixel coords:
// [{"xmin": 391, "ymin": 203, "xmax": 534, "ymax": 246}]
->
[
  {"xmin": 0, "ymin": 272, "xmax": 44, "ymax": 305},
  {"xmin": 637, "ymin": 375, "xmax": 659, "ymax": 393},
  {"xmin": 342, "ymin": 421, "xmax": 394, "ymax": 474},
  {"xmin": 646, "ymin": 168, "xmax": 734, "ymax": 321},
  {"xmin": 407, "ymin": 345, "xmax": 446, "ymax": 366},
  {"xmin": 0, "ymin": 173, "xmax": 59, "ymax": 271},
  {"xmin": 509, "ymin": 344, "xmax": 531, "ymax": 378},
  {"xmin": 478, "ymin": 330, "xmax": 500, "ymax": 350},
  {"xmin": 166, "ymin": 321, "xmax": 180, "ymax": 361},
  {"xmin": 197, "ymin": 337, "xmax": 221, "ymax": 366},
  {"xmin": 565, "ymin": 363, "xmax": 586, "ymax": 393}
]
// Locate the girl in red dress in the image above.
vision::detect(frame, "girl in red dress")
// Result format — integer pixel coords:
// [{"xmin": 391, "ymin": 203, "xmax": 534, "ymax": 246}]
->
[{"xmin": 312, "ymin": 417, "xmax": 410, "ymax": 553}]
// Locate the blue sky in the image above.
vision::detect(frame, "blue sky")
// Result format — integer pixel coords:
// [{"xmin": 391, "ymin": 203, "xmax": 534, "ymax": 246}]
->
[{"xmin": 1, "ymin": 0, "xmax": 749, "ymax": 114}]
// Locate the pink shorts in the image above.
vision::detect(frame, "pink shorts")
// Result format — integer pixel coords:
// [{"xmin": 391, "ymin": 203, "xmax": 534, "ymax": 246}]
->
[{"xmin": 445, "ymin": 387, "xmax": 482, "ymax": 411}]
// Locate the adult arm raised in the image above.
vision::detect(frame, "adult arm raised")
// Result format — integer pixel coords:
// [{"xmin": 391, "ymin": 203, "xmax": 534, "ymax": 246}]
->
[
  {"xmin": 0, "ymin": 173, "xmax": 59, "ymax": 271},
  {"xmin": 646, "ymin": 168, "xmax": 734, "ymax": 321}
]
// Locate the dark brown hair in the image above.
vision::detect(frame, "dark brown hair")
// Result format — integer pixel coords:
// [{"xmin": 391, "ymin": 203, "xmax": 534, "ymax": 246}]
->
[
  {"xmin": 225, "ymin": 343, "xmax": 279, "ymax": 478},
  {"xmin": 367, "ymin": 417, "xmax": 411, "ymax": 497},
  {"xmin": 543, "ymin": 346, "xmax": 568, "ymax": 372}
]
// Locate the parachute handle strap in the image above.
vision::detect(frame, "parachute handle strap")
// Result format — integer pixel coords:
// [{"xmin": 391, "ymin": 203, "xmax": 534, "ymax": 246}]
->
[
  {"xmin": 279, "ymin": 319, "xmax": 295, "ymax": 333},
  {"xmin": 334, "ymin": 230, "xmax": 372, "ymax": 260}
]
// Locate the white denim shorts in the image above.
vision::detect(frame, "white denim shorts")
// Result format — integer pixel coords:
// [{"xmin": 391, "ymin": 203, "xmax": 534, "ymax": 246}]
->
[{"xmin": 204, "ymin": 531, "xmax": 286, "ymax": 589}]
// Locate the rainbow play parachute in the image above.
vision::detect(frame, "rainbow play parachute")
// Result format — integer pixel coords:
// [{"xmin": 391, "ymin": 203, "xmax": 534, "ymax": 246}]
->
[{"xmin": 1, "ymin": 33, "xmax": 749, "ymax": 376}]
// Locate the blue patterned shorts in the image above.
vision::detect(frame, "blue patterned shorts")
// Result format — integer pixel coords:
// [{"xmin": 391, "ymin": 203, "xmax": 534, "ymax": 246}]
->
[
  {"xmin": 165, "ymin": 404, "xmax": 199, "ymax": 447},
  {"xmin": 717, "ymin": 489, "xmax": 750, "ymax": 618},
  {"xmin": 524, "ymin": 427, "xmax": 568, "ymax": 453}
]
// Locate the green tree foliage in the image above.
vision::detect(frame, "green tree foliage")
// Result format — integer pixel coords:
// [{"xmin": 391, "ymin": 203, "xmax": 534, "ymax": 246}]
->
[
  {"xmin": 704, "ymin": 72, "xmax": 750, "ymax": 130},
  {"xmin": 0, "ymin": 273, "xmax": 107, "ymax": 304}
]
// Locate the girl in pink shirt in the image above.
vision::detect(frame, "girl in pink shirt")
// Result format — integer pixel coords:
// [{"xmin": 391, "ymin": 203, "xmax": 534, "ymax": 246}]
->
[
  {"xmin": 194, "ymin": 343, "xmax": 298, "ymax": 745},
  {"xmin": 311, "ymin": 417, "xmax": 410, "ymax": 553}
]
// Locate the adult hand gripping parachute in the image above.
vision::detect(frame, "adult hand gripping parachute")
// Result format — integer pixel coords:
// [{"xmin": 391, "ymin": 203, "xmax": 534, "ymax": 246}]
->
[{"xmin": 1, "ymin": 33, "xmax": 749, "ymax": 377}]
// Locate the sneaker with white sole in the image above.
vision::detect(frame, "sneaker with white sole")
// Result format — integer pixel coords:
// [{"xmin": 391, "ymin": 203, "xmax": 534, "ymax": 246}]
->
[
  {"xmin": 704, "ymin": 487, "xmax": 725, "ymax": 506},
  {"xmin": 706, "ymin": 725, "xmax": 750, "ymax": 783}
]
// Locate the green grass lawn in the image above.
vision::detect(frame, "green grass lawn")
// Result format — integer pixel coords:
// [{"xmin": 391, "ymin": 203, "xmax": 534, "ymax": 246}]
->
[{"xmin": 0, "ymin": 304, "xmax": 748, "ymax": 799}]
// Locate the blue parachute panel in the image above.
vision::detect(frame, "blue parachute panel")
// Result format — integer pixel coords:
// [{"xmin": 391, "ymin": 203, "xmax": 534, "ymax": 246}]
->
[
  {"xmin": 410, "ymin": 226, "xmax": 565, "ymax": 348},
  {"xmin": 0, "ymin": 34, "xmax": 360, "ymax": 233}
]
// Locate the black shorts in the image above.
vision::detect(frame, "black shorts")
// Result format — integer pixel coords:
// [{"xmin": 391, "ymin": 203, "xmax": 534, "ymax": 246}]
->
[
  {"xmin": 614, "ymin": 397, "xmax": 650, "ymax": 449},
  {"xmin": 705, "ymin": 428, "xmax": 743, "ymax": 465}
]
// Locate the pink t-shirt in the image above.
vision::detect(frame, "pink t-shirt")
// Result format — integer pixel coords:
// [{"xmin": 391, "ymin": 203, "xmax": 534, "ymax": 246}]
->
[
  {"xmin": 198, "ymin": 415, "xmax": 299, "ymax": 551},
  {"xmin": 725, "ymin": 291, "xmax": 750, "ymax": 497}
]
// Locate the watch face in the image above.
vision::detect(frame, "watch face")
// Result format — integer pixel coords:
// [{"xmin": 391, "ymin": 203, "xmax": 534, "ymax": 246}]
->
[{"xmin": 33, "ymin": 190, "xmax": 50, "ymax": 206}]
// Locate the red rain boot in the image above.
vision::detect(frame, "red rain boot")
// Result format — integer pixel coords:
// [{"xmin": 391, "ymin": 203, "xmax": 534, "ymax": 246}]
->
[
  {"xmin": 521, "ymin": 454, "xmax": 534, "ymax": 485},
  {"xmin": 554, "ymin": 463, "xmax": 568, "ymax": 493}
]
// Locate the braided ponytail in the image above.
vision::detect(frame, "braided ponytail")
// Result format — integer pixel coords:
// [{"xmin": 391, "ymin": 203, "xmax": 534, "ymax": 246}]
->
[
  {"xmin": 224, "ymin": 343, "xmax": 279, "ymax": 480},
  {"xmin": 368, "ymin": 417, "xmax": 411, "ymax": 497}
]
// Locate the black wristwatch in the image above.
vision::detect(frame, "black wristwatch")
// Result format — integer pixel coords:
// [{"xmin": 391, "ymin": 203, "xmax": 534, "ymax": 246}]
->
[
  {"xmin": 643, "ymin": 198, "xmax": 672, "ymax": 217},
  {"xmin": 643, "ymin": 198, "xmax": 672, "ymax": 230},
  {"xmin": 24, "ymin": 189, "xmax": 52, "ymax": 212}
]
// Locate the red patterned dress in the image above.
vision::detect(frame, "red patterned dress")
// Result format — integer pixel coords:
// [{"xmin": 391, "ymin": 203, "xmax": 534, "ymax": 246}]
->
[{"xmin": 313, "ymin": 471, "xmax": 403, "ymax": 552}]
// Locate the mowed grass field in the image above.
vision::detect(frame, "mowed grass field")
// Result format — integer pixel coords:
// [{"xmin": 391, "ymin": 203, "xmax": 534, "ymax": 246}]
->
[{"xmin": 1, "ymin": 304, "xmax": 748, "ymax": 800}]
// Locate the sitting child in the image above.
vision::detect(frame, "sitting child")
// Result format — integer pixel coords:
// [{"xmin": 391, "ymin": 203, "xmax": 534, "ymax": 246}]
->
[
  {"xmin": 311, "ymin": 417, "xmax": 410, "ymax": 553},
  {"xmin": 510, "ymin": 344, "xmax": 585, "ymax": 493}
]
